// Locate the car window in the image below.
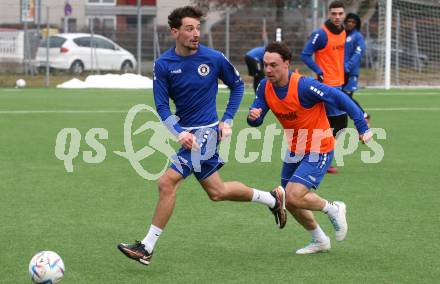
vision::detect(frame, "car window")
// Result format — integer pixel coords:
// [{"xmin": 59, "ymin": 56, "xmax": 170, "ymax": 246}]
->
[
  {"xmin": 94, "ymin": 38, "xmax": 115, "ymax": 50},
  {"xmin": 73, "ymin": 37, "xmax": 91, "ymax": 47},
  {"xmin": 39, "ymin": 36, "xmax": 66, "ymax": 48}
]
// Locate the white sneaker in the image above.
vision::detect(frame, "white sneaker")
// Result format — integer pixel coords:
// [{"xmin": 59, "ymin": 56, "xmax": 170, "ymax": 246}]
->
[
  {"xmin": 328, "ymin": 201, "xmax": 348, "ymax": 241},
  {"xmin": 295, "ymin": 237, "xmax": 331, "ymax": 254}
]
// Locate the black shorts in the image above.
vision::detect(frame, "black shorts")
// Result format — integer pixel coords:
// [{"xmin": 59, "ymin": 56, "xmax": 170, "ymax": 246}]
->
[
  {"xmin": 328, "ymin": 114, "xmax": 348, "ymax": 138},
  {"xmin": 245, "ymin": 55, "xmax": 263, "ymax": 77}
]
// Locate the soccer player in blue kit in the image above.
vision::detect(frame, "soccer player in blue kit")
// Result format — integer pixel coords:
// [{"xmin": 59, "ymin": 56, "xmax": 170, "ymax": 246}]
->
[
  {"xmin": 117, "ymin": 6, "xmax": 287, "ymax": 266},
  {"xmin": 343, "ymin": 13, "xmax": 370, "ymax": 124},
  {"xmin": 245, "ymin": 46, "xmax": 266, "ymax": 93}
]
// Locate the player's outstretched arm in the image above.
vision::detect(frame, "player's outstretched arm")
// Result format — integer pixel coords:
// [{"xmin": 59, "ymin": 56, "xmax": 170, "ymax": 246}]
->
[
  {"xmin": 247, "ymin": 81, "xmax": 270, "ymax": 127},
  {"xmin": 300, "ymin": 78, "xmax": 370, "ymax": 140},
  {"xmin": 326, "ymin": 86, "xmax": 371, "ymax": 141}
]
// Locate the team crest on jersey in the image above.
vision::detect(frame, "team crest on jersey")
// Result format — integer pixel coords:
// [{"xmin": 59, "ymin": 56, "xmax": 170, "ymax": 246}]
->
[
  {"xmin": 198, "ymin": 64, "xmax": 210, "ymax": 76},
  {"xmin": 346, "ymin": 36, "xmax": 352, "ymax": 42}
]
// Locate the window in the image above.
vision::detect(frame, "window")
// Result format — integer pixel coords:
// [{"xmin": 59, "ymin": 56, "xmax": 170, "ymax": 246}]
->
[
  {"xmin": 102, "ymin": 18, "xmax": 114, "ymax": 29},
  {"xmin": 87, "ymin": 16, "xmax": 116, "ymax": 30},
  {"xmin": 60, "ymin": 18, "xmax": 77, "ymax": 32},
  {"xmin": 73, "ymin": 37, "xmax": 91, "ymax": 47},
  {"xmin": 125, "ymin": 15, "xmax": 149, "ymax": 28},
  {"xmin": 94, "ymin": 38, "xmax": 115, "ymax": 50},
  {"xmin": 39, "ymin": 36, "xmax": 66, "ymax": 48}
]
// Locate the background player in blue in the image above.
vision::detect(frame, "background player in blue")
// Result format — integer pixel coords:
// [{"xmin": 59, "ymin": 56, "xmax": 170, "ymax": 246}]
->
[
  {"xmin": 245, "ymin": 46, "xmax": 265, "ymax": 93},
  {"xmin": 343, "ymin": 13, "xmax": 370, "ymax": 125},
  {"xmin": 248, "ymin": 42, "xmax": 372, "ymax": 254},
  {"xmin": 117, "ymin": 6, "xmax": 287, "ymax": 266}
]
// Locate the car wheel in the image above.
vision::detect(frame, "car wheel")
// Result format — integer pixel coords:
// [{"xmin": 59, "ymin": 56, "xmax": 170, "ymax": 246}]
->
[
  {"xmin": 70, "ymin": 60, "xmax": 84, "ymax": 75},
  {"xmin": 121, "ymin": 60, "xmax": 134, "ymax": 73}
]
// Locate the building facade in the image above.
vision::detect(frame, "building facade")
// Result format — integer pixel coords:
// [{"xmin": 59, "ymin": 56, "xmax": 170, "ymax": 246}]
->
[{"xmin": 0, "ymin": 0, "xmax": 157, "ymax": 32}]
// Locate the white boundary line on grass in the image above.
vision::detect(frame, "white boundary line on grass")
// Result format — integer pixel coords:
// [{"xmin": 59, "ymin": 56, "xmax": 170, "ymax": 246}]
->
[
  {"xmin": 1, "ymin": 107, "xmax": 440, "ymax": 114},
  {"xmin": 217, "ymin": 90, "xmax": 440, "ymax": 96},
  {"xmin": 0, "ymin": 110, "xmax": 127, "ymax": 114},
  {"xmin": 364, "ymin": 107, "xmax": 440, "ymax": 111},
  {"xmin": 2, "ymin": 89, "xmax": 439, "ymax": 96}
]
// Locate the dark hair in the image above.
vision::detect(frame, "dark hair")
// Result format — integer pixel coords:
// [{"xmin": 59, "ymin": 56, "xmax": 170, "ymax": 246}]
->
[
  {"xmin": 168, "ymin": 6, "xmax": 204, "ymax": 29},
  {"xmin": 345, "ymin": 13, "xmax": 362, "ymax": 30},
  {"xmin": 265, "ymin": 41, "xmax": 292, "ymax": 62},
  {"xmin": 329, "ymin": 1, "xmax": 345, "ymax": 10}
]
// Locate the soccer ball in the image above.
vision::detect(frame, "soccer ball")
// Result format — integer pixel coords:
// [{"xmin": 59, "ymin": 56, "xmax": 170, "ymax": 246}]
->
[
  {"xmin": 16, "ymin": 78, "xmax": 26, "ymax": 88},
  {"xmin": 29, "ymin": 251, "xmax": 65, "ymax": 284}
]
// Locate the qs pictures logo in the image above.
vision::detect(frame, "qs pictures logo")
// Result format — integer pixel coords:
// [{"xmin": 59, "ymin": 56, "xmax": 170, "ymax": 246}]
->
[
  {"xmin": 54, "ymin": 104, "xmax": 179, "ymax": 180},
  {"xmin": 55, "ymin": 105, "xmax": 386, "ymax": 180}
]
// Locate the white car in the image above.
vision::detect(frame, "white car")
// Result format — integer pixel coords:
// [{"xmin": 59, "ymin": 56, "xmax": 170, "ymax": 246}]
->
[{"xmin": 35, "ymin": 33, "xmax": 137, "ymax": 74}]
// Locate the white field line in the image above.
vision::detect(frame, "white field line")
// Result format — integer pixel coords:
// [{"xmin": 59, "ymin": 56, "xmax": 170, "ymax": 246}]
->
[
  {"xmin": 217, "ymin": 90, "xmax": 440, "ymax": 96},
  {"xmin": 1, "ymin": 107, "xmax": 440, "ymax": 114},
  {"xmin": 2, "ymin": 89, "xmax": 439, "ymax": 96},
  {"xmin": 364, "ymin": 107, "xmax": 440, "ymax": 111},
  {"xmin": 0, "ymin": 110, "xmax": 127, "ymax": 114}
]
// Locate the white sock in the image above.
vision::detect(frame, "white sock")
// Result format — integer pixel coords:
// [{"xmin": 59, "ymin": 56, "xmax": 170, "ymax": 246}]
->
[
  {"xmin": 309, "ymin": 224, "xmax": 328, "ymax": 242},
  {"xmin": 322, "ymin": 200, "xmax": 338, "ymax": 216},
  {"xmin": 251, "ymin": 188, "xmax": 276, "ymax": 208},
  {"xmin": 141, "ymin": 224, "xmax": 163, "ymax": 253}
]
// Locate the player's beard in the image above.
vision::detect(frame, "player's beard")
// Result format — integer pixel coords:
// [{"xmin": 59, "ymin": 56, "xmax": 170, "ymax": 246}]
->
[
  {"xmin": 187, "ymin": 39, "xmax": 199, "ymax": 51},
  {"xmin": 332, "ymin": 19, "xmax": 341, "ymax": 27}
]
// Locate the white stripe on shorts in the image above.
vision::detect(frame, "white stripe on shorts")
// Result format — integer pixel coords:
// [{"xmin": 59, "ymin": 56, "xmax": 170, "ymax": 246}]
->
[{"xmin": 181, "ymin": 121, "xmax": 219, "ymax": 131}]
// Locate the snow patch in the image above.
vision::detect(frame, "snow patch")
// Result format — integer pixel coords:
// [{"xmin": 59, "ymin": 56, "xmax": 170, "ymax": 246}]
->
[{"xmin": 57, "ymin": 73, "xmax": 153, "ymax": 89}]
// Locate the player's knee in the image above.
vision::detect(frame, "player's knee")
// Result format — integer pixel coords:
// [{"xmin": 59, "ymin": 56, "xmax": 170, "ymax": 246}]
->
[
  {"xmin": 207, "ymin": 190, "xmax": 224, "ymax": 202},
  {"xmin": 205, "ymin": 185, "xmax": 226, "ymax": 201},
  {"xmin": 208, "ymin": 194, "xmax": 222, "ymax": 202},
  {"xmin": 285, "ymin": 189, "xmax": 305, "ymax": 207},
  {"xmin": 287, "ymin": 196, "xmax": 302, "ymax": 208},
  {"xmin": 157, "ymin": 176, "xmax": 176, "ymax": 196}
]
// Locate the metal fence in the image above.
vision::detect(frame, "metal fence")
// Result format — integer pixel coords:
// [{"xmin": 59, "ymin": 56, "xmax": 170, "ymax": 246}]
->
[{"xmin": 0, "ymin": 1, "xmax": 384, "ymax": 87}]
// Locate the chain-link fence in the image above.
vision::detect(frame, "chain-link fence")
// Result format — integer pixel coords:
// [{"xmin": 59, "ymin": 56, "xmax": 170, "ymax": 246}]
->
[{"xmin": 0, "ymin": 1, "xmax": 391, "ymax": 87}]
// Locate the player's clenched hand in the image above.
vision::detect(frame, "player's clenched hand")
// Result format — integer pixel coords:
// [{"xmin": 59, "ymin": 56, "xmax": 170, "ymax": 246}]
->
[
  {"xmin": 359, "ymin": 130, "xmax": 373, "ymax": 144},
  {"xmin": 248, "ymin": 108, "xmax": 263, "ymax": 121},
  {"xmin": 219, "ymin": 121, "xmax": 232, "ymax": 141},
  {"xmin": 178, "ymin": 131, "xmax": 199, "ymax": 150}
]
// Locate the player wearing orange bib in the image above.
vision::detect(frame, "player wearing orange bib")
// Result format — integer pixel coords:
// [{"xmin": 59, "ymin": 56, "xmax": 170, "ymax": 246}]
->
[
  {"xmin": 248, "ymin": 42, "xmax": 372, "ymax": 254},
  {"xmin": 264, "ymin": 71, "xmax": 334, "ymax": 155}
]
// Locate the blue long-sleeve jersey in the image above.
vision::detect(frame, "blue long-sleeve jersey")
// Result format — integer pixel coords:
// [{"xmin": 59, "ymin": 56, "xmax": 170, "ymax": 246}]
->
[
  {"xmin": 300, "ymin": 28, "xmax": 328, "ymax": 76},
  {"xmin": 247, "ymin": 74, "xmax": 368, "ymax": 135},
  {"xmin": 345, "ymin": 29, "xmax": 365, "ymax": 76},
  {"xmin": 153, "ymin": 44, "xmax": 244, "ymax": 134}
]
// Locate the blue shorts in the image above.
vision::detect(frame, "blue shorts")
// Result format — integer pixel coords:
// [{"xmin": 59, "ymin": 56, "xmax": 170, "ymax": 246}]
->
[
  {"xmin": 170, "ymin": 126, "xmax": 224, "ymax": 181},
  {"xmin": 342, "ymin": 75, "xmax": 358, "ymax": 92},
  {"xmin": 281, "ymin": 151, "xmax": 334, "ymax": 189}
]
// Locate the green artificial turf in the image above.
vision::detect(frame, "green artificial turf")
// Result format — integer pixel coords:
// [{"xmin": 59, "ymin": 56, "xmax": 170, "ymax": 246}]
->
[{"xmin": 1, "ymin": 87, "xmax": 439, "ymax": 283}]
